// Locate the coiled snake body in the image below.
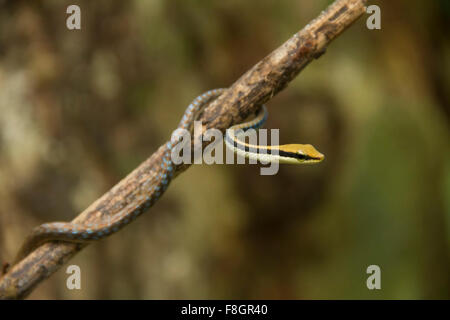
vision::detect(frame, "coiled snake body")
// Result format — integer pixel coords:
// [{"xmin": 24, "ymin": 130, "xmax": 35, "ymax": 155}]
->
[{"xmin": 13, "ymin": 88, "xmax": 323, "ymax": 265}]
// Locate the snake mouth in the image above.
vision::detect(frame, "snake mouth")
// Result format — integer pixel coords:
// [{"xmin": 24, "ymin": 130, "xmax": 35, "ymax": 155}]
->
[
  {"xmin": 303, "ymin": 159, "xmax": 323, "ymax": 164},
  {"xmin": 303, "ymin": 154, "xmax": 325, "ymax": 163},
  {"xmin": 311, "ymin": 154, "xmax": 325, "ymax": 161},
  {"xmin": 282, "ymin": 151, "xmax": 324, "ymax": 162}
]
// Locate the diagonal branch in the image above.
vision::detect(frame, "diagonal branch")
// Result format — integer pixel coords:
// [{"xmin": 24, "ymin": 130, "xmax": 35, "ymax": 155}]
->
[{"xmin": 0, "ymin": 0, "xmax": 367, "ymax": 299}]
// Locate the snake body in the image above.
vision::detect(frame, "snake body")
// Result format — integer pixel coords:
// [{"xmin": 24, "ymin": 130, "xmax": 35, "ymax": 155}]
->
[{"xmin": 13, "ymin": 88, "xmax": 323, "ymax": 265}]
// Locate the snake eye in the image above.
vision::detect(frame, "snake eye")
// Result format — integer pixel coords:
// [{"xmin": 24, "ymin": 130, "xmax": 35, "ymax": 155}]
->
[{"xmin": 296, "ymin": 151, "xmax": 308, "ymax": 160}]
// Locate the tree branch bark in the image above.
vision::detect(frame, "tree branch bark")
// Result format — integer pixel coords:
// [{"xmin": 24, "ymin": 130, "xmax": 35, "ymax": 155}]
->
[{"xmin": 0, "ymin": 0, "xmax": 367, "ymax": 299}]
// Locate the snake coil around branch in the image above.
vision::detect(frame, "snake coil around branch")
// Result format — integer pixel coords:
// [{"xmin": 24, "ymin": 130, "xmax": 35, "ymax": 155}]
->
[{"xmin": 0, "ymin": 0, "xmax": 367, "ymax": 299}]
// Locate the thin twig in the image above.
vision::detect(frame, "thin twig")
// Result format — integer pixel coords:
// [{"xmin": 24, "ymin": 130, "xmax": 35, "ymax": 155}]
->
[{"xmin": 0, "ymin": 0, "xmax": 367, "ymax": 299}]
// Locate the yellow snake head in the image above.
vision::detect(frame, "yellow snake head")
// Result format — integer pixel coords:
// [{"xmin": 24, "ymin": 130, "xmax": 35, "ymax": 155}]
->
[{"xmin": 278, "ymin": 144, "xmax": 325, "ymax": 164}]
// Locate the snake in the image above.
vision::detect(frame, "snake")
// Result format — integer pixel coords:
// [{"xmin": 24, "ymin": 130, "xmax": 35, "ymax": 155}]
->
[{"xmin": 12, "ymin": 88, "xmax": 324, "ymax": 265}]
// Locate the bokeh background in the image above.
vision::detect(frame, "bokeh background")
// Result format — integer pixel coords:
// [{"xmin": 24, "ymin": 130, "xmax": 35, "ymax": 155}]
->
[{"xmin": 0, "ymin": 0, "xmax": 449, "ymax": 299}]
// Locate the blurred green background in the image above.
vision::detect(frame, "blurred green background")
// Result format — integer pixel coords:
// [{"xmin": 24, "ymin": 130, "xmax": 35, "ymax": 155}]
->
[{"xmin": 0, "ymin": 0, "xmax": 449, "ymax": 299}]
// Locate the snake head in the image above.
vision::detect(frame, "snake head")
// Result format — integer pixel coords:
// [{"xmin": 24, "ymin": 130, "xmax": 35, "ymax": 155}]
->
[
  {"xmin": 279, "ymin": 144, "xmax": 324, "ymax": 164},
  {"xmin": 297, "ymin": 144, "xmax": 324, "ymax": 163}
]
